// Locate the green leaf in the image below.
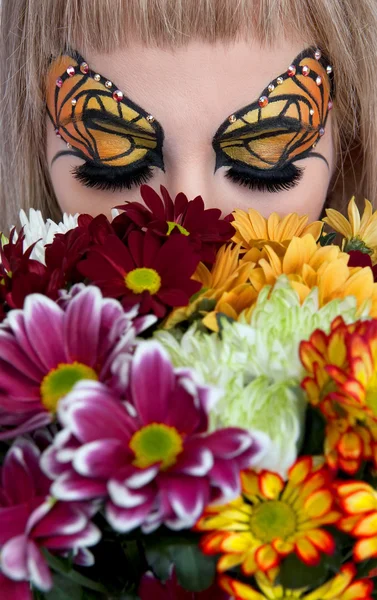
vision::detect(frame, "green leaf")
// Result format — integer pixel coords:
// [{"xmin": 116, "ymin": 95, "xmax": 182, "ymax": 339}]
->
[
  {"xmin": 173, "ymin": 543, "xmax": 216, "ymax": 592},
  {"xmin": 278, "ymin": 553, "xmax": 331, "ymax": 589},
  {"xmin": 42, "ymin": 551, "xmax": 107, "ymax": 594},
  {"xmin": 143, "ymin": 530, "xmax": 216, "ymax": 592},
  {"xmin": 319, "ymin": 232, "xmax": 337, "ymax": 246},
  {"xmin": 144, "ymin": 544, "xmax": 172, "ymax": 582},
  {"xmin": 43, "ymin": 573, "xmax": 85, "ymax": 600}
]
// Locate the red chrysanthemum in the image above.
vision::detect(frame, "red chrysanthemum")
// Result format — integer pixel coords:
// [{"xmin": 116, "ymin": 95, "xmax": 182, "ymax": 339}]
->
[
  {"xmin": 113, "ymin": 185, "xmax": 235, "ymax": 263},
  {"xmin": 0, "ymin": 229, "xmax": 64, "ymax": 317},
  {"xmin": 347, "ymin": 250, "xmax": 377, "ymax": 281},
  {"xmin": 77, "ymin": 229, "xmax": 202, "ymax": 318}
]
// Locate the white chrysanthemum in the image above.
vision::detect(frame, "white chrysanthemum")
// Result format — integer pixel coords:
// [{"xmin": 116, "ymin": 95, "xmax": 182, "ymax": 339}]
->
[
  {"xmin": 14, "ymin": 208, "xmax": 79, "ymax": 264},
  {"xmin": 157, "ymin": 276, "xmax": 367, "ymax": 476}
]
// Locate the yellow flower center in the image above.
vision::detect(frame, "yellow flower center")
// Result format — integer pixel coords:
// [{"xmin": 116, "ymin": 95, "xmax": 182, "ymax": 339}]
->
[
  {"xmin": 166, "ymin": 221, "xmax": 190, "ymax": 236},
  {"xmin": 129, "ymin": 423, "xmax": 183, "ymax": 470},
  {"xmin": 250, "ymin": 501, "xmax": 297, "ymax": 543},
  {"xmin": 125, "ymin": 267, "xmax": 162, "ymax": 295},
  {"xmin": 40, "ymin": 362, "xmax": 98, "ymax": 413}
]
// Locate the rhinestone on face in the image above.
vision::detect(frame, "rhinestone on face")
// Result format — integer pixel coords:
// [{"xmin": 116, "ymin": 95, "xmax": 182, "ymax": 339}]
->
[
  {"xmin": 146, "ymin": 114, "xmax": 155, "ymax": 122},
  {"xmin": 228, "ymin": 114, "xmax": 236, "ymax": 123},
  {"xmin": 258, "ymin": 96, "xmax": 269, "ymax": 108},
  {"xmin": 80, "ymin": 62, "xmax": 89, "ymax": 74},
  {"xmin": 316, "ymin": 76, "xmax": 322, "ymax": 86},
  {"xmin": 309, "ymin": 108, "xmax": 315, "ymax": 116},
  {"xmin": 66, "ymin": 66, "xmax": 75, "ymax": 77},
  {"xmin": 54, "ymin": 128, "xmax": 61, "ymax": 137},
  {"xmin": 105, "ymin": 80, "xmax": 113, "ymax": 89},
  {"xmin": 312, "ymin": 141, "xmax": 317, "ymax": 148},
  {"xmin": 56, "ymin": 77, "xmax": 63, "ymax": 88},
  {"xmin": 66, "ymin": 143, "xmax": 72, "ymax": 149},
  {"xmin": 93, "ymin": 74, "xmax": 101, "ymax": 82},
  {"xmin": 71, "ymin": 98, "xmax": 77, "ymax": 106},
  {"xmin": 326, "ymin": 65, "xmax": 333, "ymax": 74},
  {"xmin": 268, "ymin": 83, "xmax": 275, "ymax": 92},
  {"xmin": 319, "ymin": 127, "xmax": 325, "ymax": 136},
  {"xmin": 302, "ymin": 65, "xmax": 310, "ymax": 76},
  {"xmin": 328, "ymin": 99, "xmax": 334, "ymax": 110},
  {"xmin": 287, "ymin": 64, "xmax": 296, "ymax": 77},
  {"xmin": 277, "ymin": 76, "xmax": 284, "ymax": 85},
  {"xmin": 314, "ymin": 49, "xmax": 322, "ymax": 60},
  {"xmin": 113, "ymin": 89, "xmax": 124, "ymax": 102}
]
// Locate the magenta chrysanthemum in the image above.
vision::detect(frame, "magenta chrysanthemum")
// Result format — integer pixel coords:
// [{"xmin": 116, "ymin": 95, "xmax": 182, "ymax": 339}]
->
[
  {"xmin": 0, "ymin": 286, "xmax": 155, "ymax": 439},
  {"xmin": 0, "ymin": 438, "xmax": 100, "ymax": 597},
  {"xmin": 42, "ymin": 341, "xmax": 267, "ymax": 533}
]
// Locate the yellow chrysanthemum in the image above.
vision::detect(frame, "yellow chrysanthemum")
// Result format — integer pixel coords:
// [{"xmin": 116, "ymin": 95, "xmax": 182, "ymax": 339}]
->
[
  {"xmin": 163, "ymin": 244, "xmax": 257, "ymax": 330},
  {"xmin": 243, "ymin": 234, "xmax": 377, "ymax": 321},
  {"xmin": 323, "ymin": 197, "xmax": 377, "ymax": 261},
  {"xmin": 196, "ymin": 457, "xmax": 339, "ymax": 581},
  {"xmin": 219, "ymin": 564, "xmax": 373, "ymax": 600},
  {"xmin": 231, "ymin": 208, "xmax": 323, "ymax": 252},
  {"xmin": 300, "ymin": 317, "xmax": 377, "ymax": 474}
]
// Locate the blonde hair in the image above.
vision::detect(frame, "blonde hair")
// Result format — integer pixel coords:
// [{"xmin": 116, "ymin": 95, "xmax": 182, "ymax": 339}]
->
[{"xmin": 0, "ymin": 0, "xmax": 376, "ymax": 228}]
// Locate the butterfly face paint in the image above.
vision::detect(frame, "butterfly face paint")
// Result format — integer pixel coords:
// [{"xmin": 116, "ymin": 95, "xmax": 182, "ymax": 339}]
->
[
  {"xmin": 46, "ymin": 50, "xmax": 164, "ymax": 190},
  {"xmin": 213, "ymin": 47, "xmax": 334, "ymax": 192}
]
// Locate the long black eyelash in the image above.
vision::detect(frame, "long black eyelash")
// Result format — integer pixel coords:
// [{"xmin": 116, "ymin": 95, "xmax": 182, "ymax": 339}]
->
[
  {"xmin": 225, "ymin": 163, "xmax": 304, "ymax": 193},
  {"xmin": 71, "ymin": 162, "xmax": 154, "ymax": 192}
]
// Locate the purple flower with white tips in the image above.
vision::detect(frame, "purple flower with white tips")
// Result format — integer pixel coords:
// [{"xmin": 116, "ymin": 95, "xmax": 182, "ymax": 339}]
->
[
  {"xmin": 41, "ymin": 341, "xmax": 268, "ymax": 533},
  {"xmin": 0, "ymin": 438, "xmax": 101, "ymax": 598},
  {"xmin": 0, "ymin": 285, "xmax": 155, "ymax": 439}
]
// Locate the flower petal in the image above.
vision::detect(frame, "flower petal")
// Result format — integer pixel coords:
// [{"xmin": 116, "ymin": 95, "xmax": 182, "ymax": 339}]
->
[
  {"xmin": 130, "ymin": 341, "xmax": 174, "ymax": 424},
  {"xmin": 26, "ymin": 540, "xmax": 52, "ymax": 592}
]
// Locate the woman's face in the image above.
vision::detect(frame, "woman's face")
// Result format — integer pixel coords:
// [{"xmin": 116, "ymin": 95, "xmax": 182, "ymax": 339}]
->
[{"xmin": 46, "ymin": 37, "xmax": 335, "ymax": 220}]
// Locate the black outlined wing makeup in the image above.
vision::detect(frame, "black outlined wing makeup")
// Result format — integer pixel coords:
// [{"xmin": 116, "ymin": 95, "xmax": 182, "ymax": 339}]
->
[
  {"xmin": 213, "ymin": 47, "xmax": 334, "ymax": 175},
  {"xmin": 46, "ymin": 50, "xmax": 164, "ymax": 172}
]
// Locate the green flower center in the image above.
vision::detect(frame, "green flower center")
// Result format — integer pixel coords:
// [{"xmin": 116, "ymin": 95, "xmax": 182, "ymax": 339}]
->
[
  {"xmin": 40, "ymin": 361, "xmax": 98, "ymax": 413},
  {"xmin": 250, "ymin": 501, "xmax": 297, "ymax": 543},
  {"xmin": 129, "ymin": 423, "xmax": 183, "ymax": 470},
  {"xmin": 166, "ymin": 221, "xmax": 190, "ymax": 236},
  {"xmin": 125, "ymin": 267, "xmax": 162, "ymax": 295},
  {"xmin": 343, "ymin": 237, "xmax": 372, "ymax": 255}
]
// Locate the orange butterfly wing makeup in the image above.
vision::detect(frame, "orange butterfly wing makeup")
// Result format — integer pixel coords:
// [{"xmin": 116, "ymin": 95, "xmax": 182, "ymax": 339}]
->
[
  {"xmin": 213, "ymin": 48, "xmax": 334, "ymax": 172},
  {"xmin": 46, "ymin": 51, "xmax": 164, "ymax": 170}
]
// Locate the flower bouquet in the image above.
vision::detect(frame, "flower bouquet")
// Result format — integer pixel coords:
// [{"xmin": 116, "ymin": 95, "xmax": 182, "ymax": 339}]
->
[{"xmin": 0, "ymin": 185, "xmax": 377, "ymax": 599}]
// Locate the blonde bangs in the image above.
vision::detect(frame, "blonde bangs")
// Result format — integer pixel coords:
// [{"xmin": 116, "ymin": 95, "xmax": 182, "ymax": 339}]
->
[{"xmin": 1, "ymin": 0, "xmax": 377, "ymax": 226}]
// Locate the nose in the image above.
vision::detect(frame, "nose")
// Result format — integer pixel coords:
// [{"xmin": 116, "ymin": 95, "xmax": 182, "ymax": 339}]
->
[{"xmin": 157, "ymin": 150, "xmax": 225, "ymax": 213}]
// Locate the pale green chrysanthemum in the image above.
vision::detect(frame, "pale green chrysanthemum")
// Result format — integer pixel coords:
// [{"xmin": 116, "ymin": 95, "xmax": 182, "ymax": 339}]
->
[{"xmin": 157, "ymin": 276, "xmax": 367, "ymax": 476}]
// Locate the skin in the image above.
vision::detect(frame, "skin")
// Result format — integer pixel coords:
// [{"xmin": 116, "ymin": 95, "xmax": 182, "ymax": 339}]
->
[{"xmin": 46, "ymin": 37, "xmax": 335, "ymax": 221}]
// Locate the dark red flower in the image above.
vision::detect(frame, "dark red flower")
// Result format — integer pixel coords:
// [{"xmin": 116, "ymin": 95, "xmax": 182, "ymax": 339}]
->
[
  {"xmin": 347, "ymin": 250, "xmax": 377, "ymax": 281},
  {"xmin": 113, "ymin": 185, "xmax": 235, "ymax": 263},
  {"xmin": 0, "ymin": 230, "xmax": 64, "ymax": 317},
  {"xmin": 77, "ymin": 229, "xmax": 202, "ymax": 318}
]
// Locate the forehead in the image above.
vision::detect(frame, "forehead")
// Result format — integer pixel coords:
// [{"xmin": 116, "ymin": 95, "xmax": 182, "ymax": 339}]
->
[{"xmin": 71, "ymin": 38, "xmax": 310, "ymax": 137}]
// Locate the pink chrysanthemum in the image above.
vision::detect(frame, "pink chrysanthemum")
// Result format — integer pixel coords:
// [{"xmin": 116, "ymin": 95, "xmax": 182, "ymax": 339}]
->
[
  {"xmin": 0, "ymin": 438, "xmax": 100, "ymax": 598},
  {"xmin": 0, "ymin": 285, "xmax": 155, "ymax": 439},
  {"xmin": 42, "ymin": 341, "xmax": 267, "ymax": 533}
]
